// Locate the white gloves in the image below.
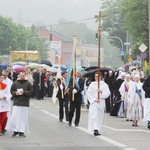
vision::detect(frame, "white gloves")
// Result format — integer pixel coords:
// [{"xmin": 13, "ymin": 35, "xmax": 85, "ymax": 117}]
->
[
  {"xmin": 72, "ymin": 89, "xmax": 77, "ymax": 94},
  {"xmin": 59, "ymin": 84, "xmax": 64, "ymax": 90}
]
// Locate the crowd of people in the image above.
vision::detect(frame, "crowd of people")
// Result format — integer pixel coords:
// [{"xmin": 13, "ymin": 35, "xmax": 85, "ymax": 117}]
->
[{"xmin": 0, "ymin": 65, "xmax": 150, "ymax": 138}]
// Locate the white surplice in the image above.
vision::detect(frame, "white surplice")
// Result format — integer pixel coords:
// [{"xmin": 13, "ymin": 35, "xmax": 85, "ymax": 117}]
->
[
  {"xmin": 0, "ymin": 85, "xmax": 12, "ymax": 113},
  {"xmin": 86, "ymin": 81, "xmax": 110, "ymax": 134},
  {"xmin": 3, "ymin": 77, "xmax": 13, "ymax": 130},
  {"xmin": 143, "ymin": 98, "xmax": 150, "ymax": 121}
]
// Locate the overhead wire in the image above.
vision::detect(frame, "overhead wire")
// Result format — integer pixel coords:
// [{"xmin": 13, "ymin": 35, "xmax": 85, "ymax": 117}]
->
[{"xmin": 35, "ymin": 17, "xmax": 95, "ymax": 28}]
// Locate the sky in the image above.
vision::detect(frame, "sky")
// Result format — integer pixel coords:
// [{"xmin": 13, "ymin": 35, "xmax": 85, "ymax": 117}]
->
[{"xmin": 0, "ymin": 0, "xmax": 102, "ymax": 30}]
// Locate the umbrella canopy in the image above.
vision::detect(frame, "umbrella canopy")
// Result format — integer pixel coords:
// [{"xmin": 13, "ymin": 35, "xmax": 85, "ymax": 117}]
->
[
  {"xmin": 13, "ymin": 61, "xmax": 27, "ymax": 66},
  {"xmin": 40, "ymin": 59, "xmax": 52, "ymax": 67},
  {"xmin": 76, "ymin": 66, "xmax": 84, "ymax": 71},
  {"xmin": 12, "ymin": 65, "xmax": 26, "ymax": 72},
  {"xmin": 53, "ymin": 65, "xmax": 67, "ymax": 72},
  {"xmin": 82, "ymin": 67, "xmax": 113, "ymax": 78},
  {"xmin": 27, "ymin": 63, "xmax": 39, "ymax": 69},
  {"xmin": 66, "ymin": 66, "xmax": 84, "ymax": 72},
  {"xmin": 39, "ymin": 64, "xmax": 58, "ymax": 72},
  {"xmin": 47, "ymin": 67, "xmax": 58, "ymax": 72},
  {"xmin": 0, "ymin": 64, "xmax": 9, "ymax": 70},
  {"xmin": 85, "ymin": 66, "xmax": 98, "ymax": 71}
]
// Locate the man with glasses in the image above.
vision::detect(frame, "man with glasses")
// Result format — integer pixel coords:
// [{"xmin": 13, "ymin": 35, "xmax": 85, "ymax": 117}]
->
[{"xmin": 86, "ymin": 72, "xmax": 110, "ymax": 136}]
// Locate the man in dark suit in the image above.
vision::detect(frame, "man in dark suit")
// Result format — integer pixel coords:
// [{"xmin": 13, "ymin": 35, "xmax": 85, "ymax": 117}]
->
[
  {"xmin": 68, "ymin": 70, "xmax": 84, "ymax": 127},
  {"xmin": 56, "ymin": 71, "xmax": 69, "ymax": 122}
]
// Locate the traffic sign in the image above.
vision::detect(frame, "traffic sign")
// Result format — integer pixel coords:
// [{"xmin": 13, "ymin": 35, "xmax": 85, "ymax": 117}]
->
[
  {"xmin": 140, "ymin": 52, "xmax": 147, "ymax": 59},
  {"xmin": 139, "ymin": 43, "xmax": 147, "ymax": 52},
  {"xmin": 120, "ymin": 51, "xmax": 124, "ymax": 56},
  {"xmin": 128, "ymin": 57, "xmax": 133, "ymax": 62}
]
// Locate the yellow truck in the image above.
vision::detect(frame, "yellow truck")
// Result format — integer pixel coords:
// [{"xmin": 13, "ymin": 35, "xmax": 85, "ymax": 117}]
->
[{"xmin": 11, "ymin": 51, "xmax": 39, "ymax": 62}]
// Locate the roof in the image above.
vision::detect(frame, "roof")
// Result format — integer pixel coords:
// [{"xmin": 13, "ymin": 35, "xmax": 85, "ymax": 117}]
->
[{"xmin": 52, "ymin": 31, "xmax": 73, "ymax": 43}]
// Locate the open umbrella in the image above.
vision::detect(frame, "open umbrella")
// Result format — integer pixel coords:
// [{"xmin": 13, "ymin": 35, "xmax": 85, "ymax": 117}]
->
[
  {"xmin": 40, "ymin": 59, "xmax": 52, "ymax": 67},
  {"xmin": 27, "ymin": 63, "xmax": 39, "ymax": 69},
  {"xmin": 12, "ymin": 65, "xmax": 26, "ymax": 72},
  {"xmin": 13, "ymin": 61, "xmax": 27, "ymax": 66},
  {"xmin": 82, "ymin": 67, "xmax": 113, "ymax": 78},
  {"xmin": 85, "ymin": 66, "xmax": 98, "ymax": 71},
  {"xmin": 39, "ymin": 64, "xmax": 58, "ymax": 72},
  {"xmin": 53, "ymin": 65, "xmax": 67, "ymax": 72}
]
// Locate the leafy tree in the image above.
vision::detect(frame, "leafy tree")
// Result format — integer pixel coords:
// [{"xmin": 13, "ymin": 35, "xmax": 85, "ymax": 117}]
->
[
  {"xmin": 0, "ymin": 16, "xmax": 47, "ymax": 58},
  {"xmin": 102, "ymin": 0, "xmax": 149, "ymax": 62},
  {"xmin": 120, "ymin": 0, "xmax": 149, "ymax": 61},
  {"xmin": 101, "ymin": 0, "xmax": 126, "ymax": 51}
]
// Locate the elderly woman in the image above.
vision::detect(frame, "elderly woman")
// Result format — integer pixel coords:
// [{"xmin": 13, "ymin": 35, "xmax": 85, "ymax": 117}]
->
[{"xmin": 129, "ymin": 74, "xmax": 143, "ymax": 126}]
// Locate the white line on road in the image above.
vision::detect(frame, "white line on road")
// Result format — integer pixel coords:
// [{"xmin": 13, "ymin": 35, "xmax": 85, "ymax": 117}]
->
[
  {"xmin": 124, "ymin": 148, "xmax": 137, "ymax": 150},
  {"xmin": 32, "ymin": 105, "xmax": 137, "ymax": 150},
  {"xmin": 102, "ymin": 125, "xmax": 150, "ymax": 133}
]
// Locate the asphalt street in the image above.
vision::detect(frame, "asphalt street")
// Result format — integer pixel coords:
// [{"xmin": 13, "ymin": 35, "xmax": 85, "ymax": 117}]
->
[{"xmin": 0, "ymin": 98, "xmax": 150, "ymax": 150}]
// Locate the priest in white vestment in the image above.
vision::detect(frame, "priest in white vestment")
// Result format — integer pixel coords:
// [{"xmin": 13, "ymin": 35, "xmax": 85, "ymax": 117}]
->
[{"xmin": 86, "ymin": 72, "xmax": 110, "ymax": 136}]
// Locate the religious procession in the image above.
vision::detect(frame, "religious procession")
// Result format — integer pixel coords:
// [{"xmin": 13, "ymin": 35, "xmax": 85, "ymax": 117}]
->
[{"xmin": 0, "ymin": 44, "xmax": 150, "ymax": 139}]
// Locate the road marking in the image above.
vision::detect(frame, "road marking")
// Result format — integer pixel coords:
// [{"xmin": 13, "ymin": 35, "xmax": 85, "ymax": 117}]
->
[
  {"xmin": 37, "ymin": 107, "xmax": 135, "ymax": 150},
  {"xmin": 34, "ymin": 106, "xmax": 40, "ymax": 109},
  {"xmin": 103, "ymin": 125, "xmax": 150, "ymax": 133},
  {"xmin": 124, "ymin": 148, "xmax": 137, "ymax": 150},
  {"xmin": 77, "ymin": 126, "xmax": 127, "ymax": 148}
]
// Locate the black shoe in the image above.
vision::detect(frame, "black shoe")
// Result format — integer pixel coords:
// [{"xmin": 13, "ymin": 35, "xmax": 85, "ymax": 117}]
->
[
  {"xmin": 19, "ymin": 132, "xmax": 26, "ymax": 137},
  {"xmin": 12, "ymin": 132, "xmax": 19, "ymax": 137},
  {"xmin": 2, "ymin": 129, "xmax": 6, "ymax": 134},
  {"xmin": 66, "ymin": 118, "xmax": 69, "ymax": 121},
  {"xmin": 75, "ymin": 124, "xmax": 79, "ymax": 127},
  {"xmin": 147, "ymin": 122, "xmax": 150, "ymax": 129},
  {"xmin": 68, "ymin": 122, "xmax": 72, "ymax": 126},
  {"xmin": 59, "ymin": 119, "xmax": 63, "ymax": 122},
  {"xmin": 93, "ymin": 130, "xmax": 101, "ymax": 136}
]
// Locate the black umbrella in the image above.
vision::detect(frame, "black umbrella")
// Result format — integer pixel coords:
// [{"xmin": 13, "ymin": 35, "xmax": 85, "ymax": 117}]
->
[
  {"xmin": 40, "ymin": 59, "xmax": 52, "ymax": 67},
  {"xmin": 82, "ymin": 67, "xmax": 113, "ymax": 78},
  {"xmin": 85, "ymin": 66, "xmax": 98, "ymax": 71}
]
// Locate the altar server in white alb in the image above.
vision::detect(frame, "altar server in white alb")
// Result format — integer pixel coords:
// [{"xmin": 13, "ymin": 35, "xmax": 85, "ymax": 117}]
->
[
  {"xmin": 0, "ymin": 74, "xmax": 12, "ymax": 136},
  {"xmin": 2, "ymin": 70, "xmax": 13, "ymax": 131},
  {"xmin": 86, "ymin": 71, "xmax": 110, "ymax": 136},
  {"xmin": 142, "ymin": 75, "xmax": 150, "ymax": 129}
]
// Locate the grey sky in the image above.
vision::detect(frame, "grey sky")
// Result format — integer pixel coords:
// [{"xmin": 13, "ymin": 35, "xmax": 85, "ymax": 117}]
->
[{"xmin": 0, "ymin": 0, "xmax": 101, "ymax": 30}]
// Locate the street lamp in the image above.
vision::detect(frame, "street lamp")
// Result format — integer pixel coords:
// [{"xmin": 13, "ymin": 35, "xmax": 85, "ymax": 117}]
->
[
  {"xmin": 109, "ymin": 36, "xmax": 124, "ymax": 53},
  {"xmin": 25, "ymin": 36, "xmax": 47, "ymax": 51}
]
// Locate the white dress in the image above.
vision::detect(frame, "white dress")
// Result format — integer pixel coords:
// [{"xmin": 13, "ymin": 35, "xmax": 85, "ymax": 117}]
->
[
  {"xmin": 86, "ymin": 81, "xmax": 110, "ymax": 134},
  {"xmin": 118, "ymin": 80, "xmax": 135, "ymax": 119}
]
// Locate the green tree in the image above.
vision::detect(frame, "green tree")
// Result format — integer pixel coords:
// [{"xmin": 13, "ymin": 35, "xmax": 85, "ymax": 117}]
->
[
  {"xmin": 101, "ymin": 0, "xmax": 126, "ymax": 51},
  {"xmin": 0, "ymin": 16, "xmax": 47, "ymax": 57},
  {"xmin": 120, "ymin": 0, "xmax": 148, "ymax": 60}
]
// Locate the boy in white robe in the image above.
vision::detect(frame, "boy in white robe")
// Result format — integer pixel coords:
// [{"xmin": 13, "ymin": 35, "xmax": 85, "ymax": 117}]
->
[
  {"xmin": 0, "ymin": 74, "xmax": 11, "ymax": 136},
  {"xmin": 86, "ymin": 72, "xmax": 110, "ymax": 136},
  {"xmin": 2, "ymin": 70, "xmax": 13, "ymax": 131}
]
